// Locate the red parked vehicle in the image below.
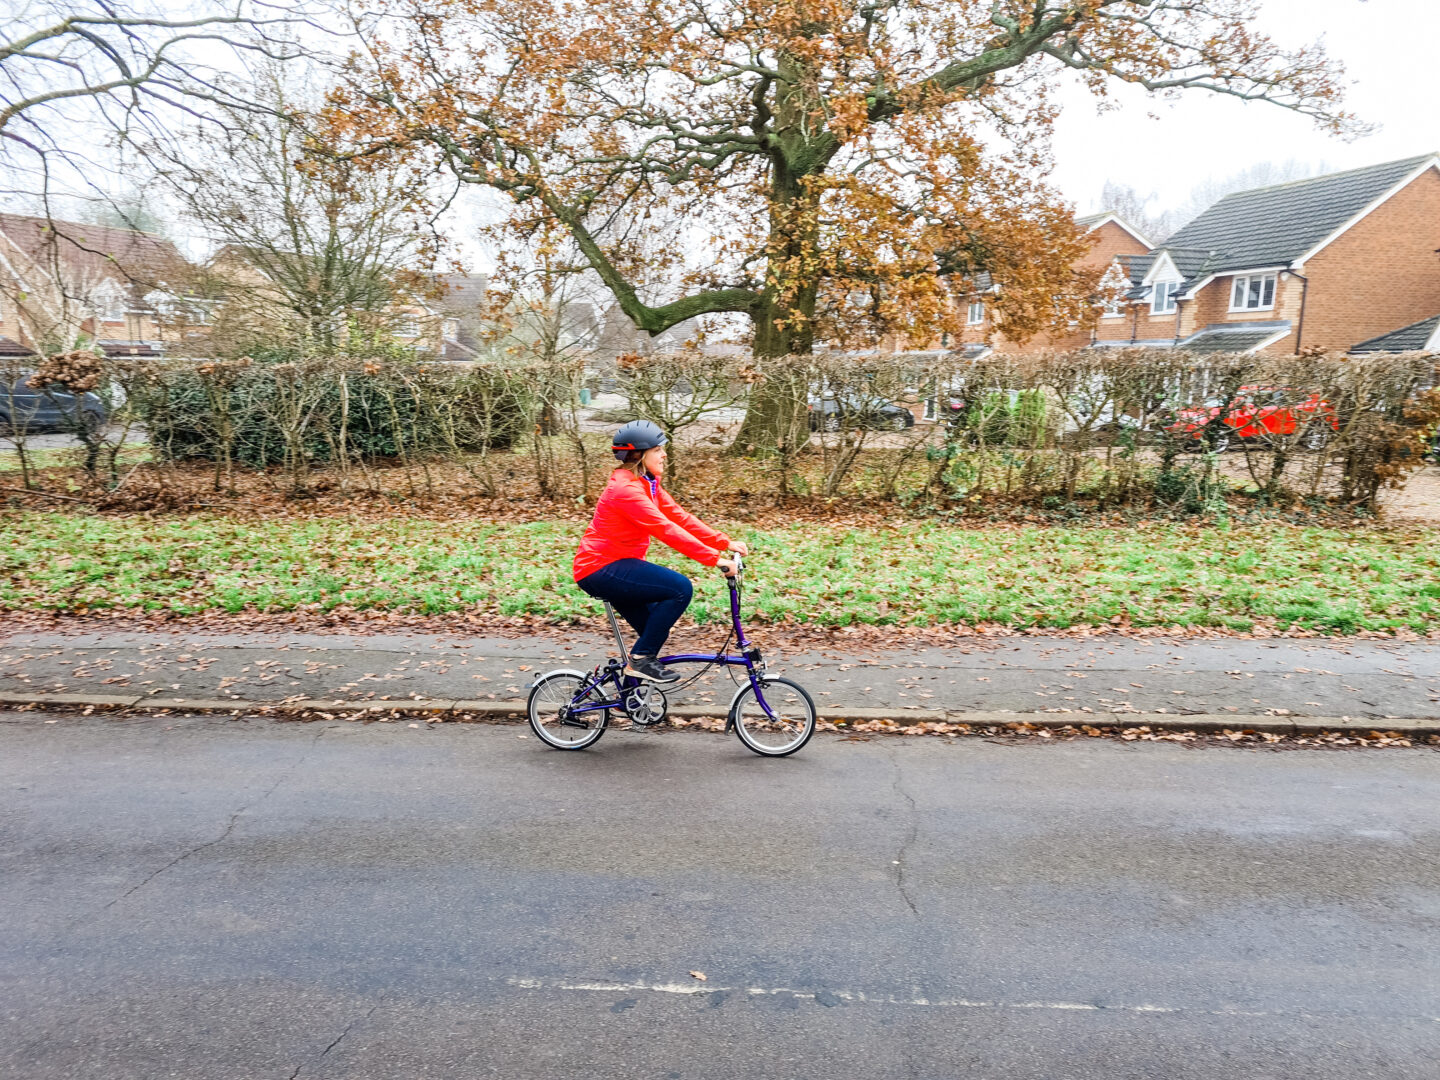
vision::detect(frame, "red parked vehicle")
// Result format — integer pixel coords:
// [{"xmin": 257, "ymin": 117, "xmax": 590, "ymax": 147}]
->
[{"xmin": 1166, "ymin": 385, "xmax": 1338, "ymax": 452}]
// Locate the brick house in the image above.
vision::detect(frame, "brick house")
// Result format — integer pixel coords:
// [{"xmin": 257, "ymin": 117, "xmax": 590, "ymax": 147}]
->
[
  {"xmin": 0, "ymin": 214, "xmax": 192, "ymax": 358},
  {"xmin": 429, "ymin": 274, "xmax": 492, "ymax": 361},
  {"xmin": 939, "ymin": 212, "xmax": 1153, "ymax": 356},
  {"xmin": 1095, "ymin": 154, "xmax": 1440, "ymax": 355},
  {"xmin": 347, "ymin": 272, "xmax": 491, "ymax": 361},
  {"xmin": 876, "ymin": 213, "xmax": 1152, "ymax": 420},
  {"xmin": 205, "ymin": 244, "xmax": 488, "ymax": 360}
]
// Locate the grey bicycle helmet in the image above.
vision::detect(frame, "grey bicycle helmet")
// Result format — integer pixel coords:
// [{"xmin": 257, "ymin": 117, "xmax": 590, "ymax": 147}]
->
[{"xmin": 612, "ymin": 419, "xmax": 667, "ymax": 462}]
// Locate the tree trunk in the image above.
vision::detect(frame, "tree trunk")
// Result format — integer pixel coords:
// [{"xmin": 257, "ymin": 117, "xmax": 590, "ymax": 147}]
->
[
  {"xmin": 729, "ymin": 147, "xmax": 825, "ymax": 456},
  {"xmin": 728, "ymin": 302, "xmax": 815, "ymax": 457}
]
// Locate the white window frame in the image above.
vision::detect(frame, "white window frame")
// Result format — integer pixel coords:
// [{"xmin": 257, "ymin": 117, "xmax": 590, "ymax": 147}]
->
[
  {"xmin": 1098, "ymin": 262, "xmax": 1130, "ymax": 318},
  {"xmin": 966, "ymin": 300, "xmax": 985, "ymax": 325},
  {"xmin": 1229, "ymin": 273, "xmax": 1277, "ymax": 312},
  {"xmin": 93, "ymin": 281, "xmax": 126, "ymax": 322},
  {"xmin": 442, "ymin": 317, "xmax": 460, "ymax": 342},
  {"xmin": 394, "ymin": 314, "xmax": 421, "ymax": 338},
  {"xmin": 1151, "ymin": 280, "xmax": 1181, "ymax": 315}
]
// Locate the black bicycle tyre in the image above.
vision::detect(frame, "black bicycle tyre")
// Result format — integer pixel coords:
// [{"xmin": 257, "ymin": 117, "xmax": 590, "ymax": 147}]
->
[
  {"xmin": 730, "ymin": 676, "xmax": 817, "ymax": 757},
  {"xmin": 528, "ymin": 671, "xmax": 609, "ymax": 750}
]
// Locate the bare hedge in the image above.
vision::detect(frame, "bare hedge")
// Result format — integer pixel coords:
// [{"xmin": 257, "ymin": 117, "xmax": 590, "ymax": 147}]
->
[{"xmin": 3, "ymin": 347, "xmax": 1436, "ymax": 514}]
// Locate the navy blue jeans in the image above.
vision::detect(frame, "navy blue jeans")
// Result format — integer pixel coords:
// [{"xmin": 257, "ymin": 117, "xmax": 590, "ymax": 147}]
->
[{"xmin": 577, "ymin": 558, "xmax": 694, "ymax": 657}]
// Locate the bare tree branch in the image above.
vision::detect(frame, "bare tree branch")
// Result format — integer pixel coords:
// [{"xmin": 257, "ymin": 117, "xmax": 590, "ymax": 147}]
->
[{"xmin": 1, "ymin": 3, "xmax": 314, "ymax": 136}]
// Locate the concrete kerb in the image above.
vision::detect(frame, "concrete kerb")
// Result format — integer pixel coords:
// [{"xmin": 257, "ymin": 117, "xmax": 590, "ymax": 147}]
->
[
  {"xmin": 1, "ymin": 691, "xmax": 1436, "ymax": 736},
  {"xmin": 0, "ymin": 691, "xmax": 145, "ymax": 708}
]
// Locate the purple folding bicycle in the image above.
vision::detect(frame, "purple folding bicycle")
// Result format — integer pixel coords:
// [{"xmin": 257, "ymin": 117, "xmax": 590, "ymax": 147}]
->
[{"xmin": 526, "ymin": 554, "xmax": 816, "ymax": 756}]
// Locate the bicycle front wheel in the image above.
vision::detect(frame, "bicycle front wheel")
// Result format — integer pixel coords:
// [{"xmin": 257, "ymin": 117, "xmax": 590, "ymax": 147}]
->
[
  {"xmin": 528, "ymin": 671, "xmax": 609, "ymax": 750},
  {"xmin": 731, "ymin": 676, "xmax": 816, "ymax": 757}
]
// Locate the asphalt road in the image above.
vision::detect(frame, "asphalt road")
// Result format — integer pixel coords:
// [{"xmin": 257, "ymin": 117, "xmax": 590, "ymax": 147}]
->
[{"xmin": 3, "ymin": 713, "xmax": 1439, "ymax": 1079}]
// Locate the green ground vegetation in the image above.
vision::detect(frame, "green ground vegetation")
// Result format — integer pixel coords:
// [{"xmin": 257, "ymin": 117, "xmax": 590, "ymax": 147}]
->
[
  {"xmin": 0, "ymin": 447, "xmax": 151, "ymax": 474},
  {"xmin": 3, "ymin": 512, "xmax": 1437, "ymax": 633}
]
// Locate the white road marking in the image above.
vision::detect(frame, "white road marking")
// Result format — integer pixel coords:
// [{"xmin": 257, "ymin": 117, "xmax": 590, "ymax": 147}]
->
[{"xmin": 505, "ymin": 977, "xmax": 1226, "ymax": 1015}]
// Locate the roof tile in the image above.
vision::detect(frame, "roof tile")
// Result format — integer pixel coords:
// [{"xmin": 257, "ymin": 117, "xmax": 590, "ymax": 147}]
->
[
  {"xmin": 1156, "ymin": 155, "xmax": 1436, "ymax": 274},
  {"xmin": 1350, "ymin": 314, "xmax": 1440, "ymax": 354}
]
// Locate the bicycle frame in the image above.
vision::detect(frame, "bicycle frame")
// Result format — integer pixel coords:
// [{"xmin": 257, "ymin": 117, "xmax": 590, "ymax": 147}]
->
[{"xmin": 563, "ymin": 564, "xmax": 779, "ymax": 725}]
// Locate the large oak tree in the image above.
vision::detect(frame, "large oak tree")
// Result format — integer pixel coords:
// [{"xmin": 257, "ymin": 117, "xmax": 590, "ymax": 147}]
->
[{"xmin": 334, "ymin": 0, "xmax": 1353, "ymax": 442}]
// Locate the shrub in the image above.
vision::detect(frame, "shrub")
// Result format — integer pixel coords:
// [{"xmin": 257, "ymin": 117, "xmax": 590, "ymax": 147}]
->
[
  {"xmin": 138, "ymin": 356, "xmax": 531, "ymax": 479},
  {"xmin": 12, "ymin": 344, "xmax": 1437, "ymax": 515}
]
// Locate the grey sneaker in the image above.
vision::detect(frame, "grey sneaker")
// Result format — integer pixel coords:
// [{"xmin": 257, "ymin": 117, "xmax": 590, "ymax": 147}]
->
[{"xmin": 626, "ymin": 654, "xmax": 679, "ymax": 683}]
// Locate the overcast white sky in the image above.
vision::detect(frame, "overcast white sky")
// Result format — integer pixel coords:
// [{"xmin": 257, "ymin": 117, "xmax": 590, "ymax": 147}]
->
[
  {"xmin": 1052, "ymin": 0, "xmax": 1440, "ymax": 215},
  {"xmin": 24, "ymin": 0, "xmax": 1427, "ymax": 264}
]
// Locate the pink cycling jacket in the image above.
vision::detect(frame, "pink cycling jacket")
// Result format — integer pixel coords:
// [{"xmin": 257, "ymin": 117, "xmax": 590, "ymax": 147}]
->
[{"xmin": 573, "ymin": 468, "xmax": 730, "ymax": 581}]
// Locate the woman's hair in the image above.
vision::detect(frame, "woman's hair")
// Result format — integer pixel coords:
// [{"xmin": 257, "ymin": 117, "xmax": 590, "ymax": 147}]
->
[{"xmin": 618, "ymin": 449, "xmax": 648, "ymax": 477}]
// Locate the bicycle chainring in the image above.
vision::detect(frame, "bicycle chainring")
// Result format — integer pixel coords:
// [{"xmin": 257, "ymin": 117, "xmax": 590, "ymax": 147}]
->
[{"xmin": 622, "ymin": 684, "xmax": 668, "ymax": 726}]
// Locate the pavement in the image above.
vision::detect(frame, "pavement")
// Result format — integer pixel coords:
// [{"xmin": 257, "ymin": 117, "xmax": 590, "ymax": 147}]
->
[
  {"xmin": 2, "ymin": 624, "xmax": 1439, "ymax": 726},
  {"xmin": 2, "ymin": 713, "xmax": 1438, "ymax": 1078}
]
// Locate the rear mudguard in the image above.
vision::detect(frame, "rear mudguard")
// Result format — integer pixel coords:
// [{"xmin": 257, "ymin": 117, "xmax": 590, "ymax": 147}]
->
[{"xmin": 527, "ymin": 667, "xmax": 590, "ymax": 691}]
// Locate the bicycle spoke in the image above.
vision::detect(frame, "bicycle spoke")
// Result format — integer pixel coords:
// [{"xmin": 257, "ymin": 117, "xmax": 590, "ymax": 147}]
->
[
  {"xmin": 528, "ymin": 672, "xmax": 609, "ymax": 749},
  {"xmin": 733, "ymin": 677, "xmax": 815, "ymax": 756}
]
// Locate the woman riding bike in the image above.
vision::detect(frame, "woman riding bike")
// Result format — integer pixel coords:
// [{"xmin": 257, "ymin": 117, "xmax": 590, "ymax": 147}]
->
[{"xmin": 574, "ymin": 420, "xmax": 747, "ymax": 684}]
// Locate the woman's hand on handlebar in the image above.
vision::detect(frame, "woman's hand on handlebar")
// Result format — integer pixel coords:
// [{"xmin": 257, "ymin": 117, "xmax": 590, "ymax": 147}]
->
[
  {"xmin": 716, "ymin": 555, "xmax": 740, "ymax": 577},
  {"xmin": 727, "ymin": 539, "xmax": 750, "ymax": 556}
]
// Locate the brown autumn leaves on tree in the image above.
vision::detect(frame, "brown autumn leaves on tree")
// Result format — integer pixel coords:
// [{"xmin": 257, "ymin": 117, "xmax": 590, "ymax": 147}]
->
[{"xmin": 328, "ymin": 0, "xmax": 1355, "ymax": 445}]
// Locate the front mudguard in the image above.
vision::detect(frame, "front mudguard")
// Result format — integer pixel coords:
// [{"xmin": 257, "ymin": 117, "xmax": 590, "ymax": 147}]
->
[{"xmin": 725, "ymin": 673, "xmax": 775, "ymax": 732}]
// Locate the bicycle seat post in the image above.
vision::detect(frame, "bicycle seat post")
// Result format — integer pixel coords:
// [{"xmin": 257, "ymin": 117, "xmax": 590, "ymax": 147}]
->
[{"xmin": 602, "ymin": 601, "xmax": 630, "ymax": 667}]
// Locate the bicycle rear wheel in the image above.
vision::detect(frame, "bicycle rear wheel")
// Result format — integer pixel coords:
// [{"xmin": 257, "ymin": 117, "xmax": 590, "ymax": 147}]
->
[
  {"xmin": 528, "ymin": 671, "xmax": 610, "ymax": 750},
  {"xmin": 731, "ymin": 676, "xmax": 816, "ymax": 757}
]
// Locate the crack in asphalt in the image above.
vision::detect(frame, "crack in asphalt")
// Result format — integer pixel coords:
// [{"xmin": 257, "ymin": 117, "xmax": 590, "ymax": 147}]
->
[
  {"xmin": 97, "ymin": 726, "xmax": 329, "ymax": 914},
  {"xmin": 288, "ymin": 1004, "xmax": 379, "ymax": 1079},
  {"xmin": 888, "ymin": 745, "xmax": 920, "ymax": 918}
]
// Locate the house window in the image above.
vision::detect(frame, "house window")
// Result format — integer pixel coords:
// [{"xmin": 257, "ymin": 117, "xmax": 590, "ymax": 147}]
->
[
  {"xmin": 93, "ymin": 281, "xmax": 126, "ymax": 322},
  {"xmin": 395, "ymin": 314, "xmax": 421, "ymax": 338},
  {"xmin": 1099, "ymin": 263, "xmax": 1129, "ymax": 317},
  {"xmin": 966, "ymin": 301, "xmax": 985, "ymax": 325},
  {"xmin": 1151, "ymin": 281, "xmax": 1182, "ymax": 315},
  {"xmin": 442, "ymin": 317, "xmax": 460, "ymax": 342},
  {"xmin": 1230, "ymin": 274, "xmax": 1277, "ymax": 312}
]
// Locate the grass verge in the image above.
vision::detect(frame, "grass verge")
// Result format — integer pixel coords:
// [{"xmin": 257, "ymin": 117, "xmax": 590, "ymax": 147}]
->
[
  {"xmin": 2, "ymin": 511, "xmax": 1438, "ymax": 633},
  {"xmin": 0, "ymin": 446, "xmax": 152, "ymax": 473}
]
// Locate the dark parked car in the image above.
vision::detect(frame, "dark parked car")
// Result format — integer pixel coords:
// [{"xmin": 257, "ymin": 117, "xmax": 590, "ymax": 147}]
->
[
  {"xmin": 807, "ymin": 393, "xmax": 915, "ymax": 431},
  {"xmin": 0, "ymin": 375, "xmax": 106, "ymax": 435}
]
